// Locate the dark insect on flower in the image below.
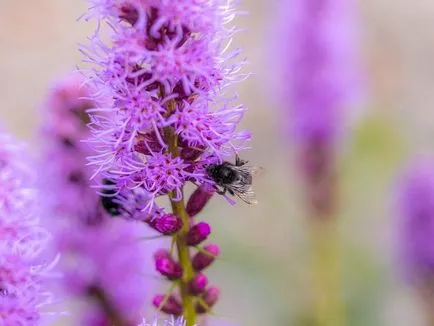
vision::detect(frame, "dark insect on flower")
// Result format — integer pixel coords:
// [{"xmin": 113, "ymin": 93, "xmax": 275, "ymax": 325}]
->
[
  {"xmin": 206, "ymin": 155, "xmax": 258, "ymax": 205},
  {"xmin": 100, "ymin": 178, "xmax": 125, "ymax": 217}
]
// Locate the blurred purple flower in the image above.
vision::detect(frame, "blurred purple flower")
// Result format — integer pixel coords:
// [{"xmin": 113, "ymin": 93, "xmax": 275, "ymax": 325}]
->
[
  {"xmin": 40, "ymin": 74, "xmax": 149, "ymax": 325},
  {"xmin": 58, "ymin": 219, "xmax": 148, "ymax": 324},
  {"xmin": 40, "ymin": 73, "xmax": 100, "ymax": 223},
  {"xmin": 0, "ymin": 131, "xmax": 54, "ymax": 325},
  {"xmin": 397, "ymin": 158, "xmax": 434, "ymax": 283},
  {"xmin": 275, "ymin": 2, "xmax": 362, "ymax": 322},
  {"xmin": 280, "ymin": 0, "xmax": 362, "ymax": 146},
  {"xmin": 277, "ymin": 0, "xmax": 362, "ymax": 218}
]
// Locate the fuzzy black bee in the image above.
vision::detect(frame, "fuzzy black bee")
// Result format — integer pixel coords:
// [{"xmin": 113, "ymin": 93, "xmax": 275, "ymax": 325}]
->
[
  {"xmin": 100, "ymin": 178, "xmax": 125, "ymax": 216},
  {"xmin": 206, "ymin": 155, "xmax": 258, "ymax": 205}
]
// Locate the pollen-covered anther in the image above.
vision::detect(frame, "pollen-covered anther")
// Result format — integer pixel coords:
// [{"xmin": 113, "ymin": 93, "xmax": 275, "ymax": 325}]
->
[
  {"xmin": 187, "ymin": 222, "xmax": 211, "ymax": 246},
  {"xmin": 196, "ymin": 286, "xmax": 220, "ymax": 314},
  {"xmin": 147, "ymin": 214, "xmax": 183, "ymax": 235},
  {"xmin": 192, "ymin": 244, "xmax": 220, "ymax": 272},
  {"xmin": 189, "ymin": 273, "xmax": 208, "ymax": 295},
  {"xmin": 153, "ymin": 294, "xmax": 183, "ymax": 315},
  {"xmin": 186, "ymin": 184, "xmax": 215, "ymax": 217},
  {"xmin": 154, "ymin": 249, "xmax": 183, "ymax": 280}
]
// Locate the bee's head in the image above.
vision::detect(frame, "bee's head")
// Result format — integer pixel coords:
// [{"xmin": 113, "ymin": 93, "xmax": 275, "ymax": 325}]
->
[{"xmin": 205, "ymin": 164, "xmax": 218, "ymax": 177}]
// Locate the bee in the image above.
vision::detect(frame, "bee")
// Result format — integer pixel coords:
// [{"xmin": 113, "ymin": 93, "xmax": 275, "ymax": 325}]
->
[
  {"xmin": 100, "ymin": 178, "xmax": 153, "ymax": 219},
  {"xmin": 100, "ymin": 178, "xmax": 126, "ymax": 216},
  {"xmin": 206, "ymin": 155, "xmax": 258, "ymax": 205}
]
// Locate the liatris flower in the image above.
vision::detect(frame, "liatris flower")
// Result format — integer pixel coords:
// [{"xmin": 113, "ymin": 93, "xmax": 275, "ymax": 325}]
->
[
  {"xmin": 276, "ymin": 1, "xmax": 361, "ymax": 325},
  {"xmin": 397, "ymin": 158, "xmax": 434, "ymax": 283},
  {"xmin": 396, "ymin": 158, "xmax": 434, "ymax": 325},
  {"xmin": 40, "ymin": 74, "xmax": 149, "ymax": 325},
  {"xmin": 279, "ymin": 0, "xmax": 361, "ymax": 216},
  {"xmin": 41, "ymin": 73, "xmax": 101, "ymax": 223},
  {"xmin": 81, "ymin": 1, "xmax": 250, "ymax": 325},
  {"xmin": 57, "ymin": 219, "xmax": 148, "ymax": 325},
  {"xmin": 0, "ymin": 131, "xmax": 53, "ymax": 325},
  {"xmin": 82, "ymin": 0, "xmax": 250, "ymax": 214}
]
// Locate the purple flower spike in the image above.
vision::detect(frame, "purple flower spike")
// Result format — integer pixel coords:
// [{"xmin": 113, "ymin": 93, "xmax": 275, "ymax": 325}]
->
[
  {"xmin": 148, "ymin": 214, "xmax": 183, "ymax": 235},
  {"xmin": 276, "ymin": 0, "xmax": 362, "ymax": 220},
  {"xmin": 196, "ymin": 286, "xmax": 220, "ymax": 314},
  {"xmin": 279, "ymin": 0, "xmax": 362, "ymax": 147},
  {"xmin": 82, "ymin": 0, "xmax": 250, "ymax": 217},
  {"xmin": 397, "ymin": 158, "xmax": 434, "ymax": 283},
  {"xmin": 81, "ymin": 0, "xmax": 251, "ymax": 320},
  {"xmin": 187, "ymin": 222, "xmax": 211, "ymax": 246},
  {"xmin": 189, "ymin": 273, "xmax": 208, "ymax": 295},
  {"xmin": 153, "ymin": 295, "xmax": 183, "ymax": 316},
  {"xmin": 192, "ymin": 244, "xmax": 220, "ymax": 272},
  {"xmin": 186, "ymin": 184, "xmax": 215, "ymax": 217},
  {"xmin": 40, "ymin": 74, "xmax": 149, "ymax": 324},
  {"xmin": 154, "ymin": 251, "xmax": 183, "ymax": 280},
  {"xmin": 0, "ymin": 131, "xmax": 54, "ymax": 323}
]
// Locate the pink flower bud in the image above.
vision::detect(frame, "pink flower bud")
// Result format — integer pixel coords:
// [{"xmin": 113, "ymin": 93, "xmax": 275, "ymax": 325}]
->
[
  {"xmin": 189, "ymin": 273, "xmax": 208, "ymax": 295},
  {"xmin": 196, "ymin": 286, "xmax": 220, "ymax": 314},
  {"xmin": 153, "ymin": 248, "xmax": 171, "ymax": 260},
  {"xmin": 186, "ymin": 185, "xmax": 215, "ymax": 217},
  {"xmin": 147, "ymin": 214, "xmax": 183, "ymax": 235},
  {"xmin": 153, "ymin": 294, "xmax": 183, "ymax": 315},
  {"xmin": 180, "ymin": 147, "xmax": 204, "ymax": 162},
  {"xmin": 154, "ymin": 251, "xmax": 183, "ymax": 280},
  {"xmin": 192, "ymin": 244, "xmax": 220, "ymax": 271},
  {"xmin": 187, "ymin": 222, "xmax": 211, "ymax": 246}
]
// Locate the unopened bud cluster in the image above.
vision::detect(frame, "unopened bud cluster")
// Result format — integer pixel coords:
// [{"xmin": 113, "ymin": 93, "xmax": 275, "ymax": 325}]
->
[{"xmin": 152, "ymin": 185, "xmax": 220, "ymax": 315}]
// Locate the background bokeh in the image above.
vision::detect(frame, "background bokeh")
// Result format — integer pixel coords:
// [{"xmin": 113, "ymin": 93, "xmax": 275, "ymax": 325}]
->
[{"xmin": 1, "ymin": 1, "xmax": 434, "ymax": 325}]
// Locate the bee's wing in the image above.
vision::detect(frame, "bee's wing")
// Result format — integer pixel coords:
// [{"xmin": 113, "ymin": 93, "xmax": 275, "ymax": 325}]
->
[
  {"xmin": 251, "ymin": 166, "xmax": 265, "ymax": 178},
  {"xmin": 230, "ymin": 165, "xmax": 259, "ymax": 205},
  {"xmin": 234, "ymin": 184, "xmax": 258, "ymax": 205}
]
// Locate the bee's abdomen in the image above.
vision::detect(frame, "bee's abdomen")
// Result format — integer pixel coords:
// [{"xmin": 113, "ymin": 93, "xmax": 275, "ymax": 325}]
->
[{"xmin": 101, "ymin": 196, "xmax": 122, "ymax": 216}]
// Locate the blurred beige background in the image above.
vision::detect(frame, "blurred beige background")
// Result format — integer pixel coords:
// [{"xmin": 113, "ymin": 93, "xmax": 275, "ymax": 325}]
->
[{"xmin": 1, "ymin": 1, "xmax": 434, "ymax": 325}]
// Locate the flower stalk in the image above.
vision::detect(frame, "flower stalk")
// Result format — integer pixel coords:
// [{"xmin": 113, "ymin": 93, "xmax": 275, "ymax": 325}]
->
[
  {"xmin": 308, "ymin": 216, "xmax": 344, "ymax": 326},
  {"xmin": 82, "ymin": 1, "xmax": 250, "ymax": 323},
  {"xmin": 277, "ymin": 0, "xmax": 361, "ymax": 323},
  {"xmin": 303, "ymin": 141, "xmax": 344, "ymax": 326},
  {"xmin": 165, "ymin": 125, "xmax": 196, "ymax": 325}
]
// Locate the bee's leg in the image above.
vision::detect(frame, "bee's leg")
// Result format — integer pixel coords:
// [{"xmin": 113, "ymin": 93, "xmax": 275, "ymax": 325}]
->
[
  {"xmin": 215, "ymin": 186, "xmax": 227, "ymax": 195},
  {"xmin": 213, "ymin": 185, "xmax": 225, "ymax": 195},
  {"xmin": 228, "ymin": 188, "xmax": 235, "ymax": 196},
  {"xmin": 235, "ymin": 155, "xmax": 248, "ymax": 166}
]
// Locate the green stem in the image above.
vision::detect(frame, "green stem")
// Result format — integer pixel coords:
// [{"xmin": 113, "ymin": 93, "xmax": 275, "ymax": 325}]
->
[
  {"xmin": 164, "ymin": 125, "xmax": 197, "ymax": 326},
  {"xmin": 308, "ymin": 218, "xmax": 345, "ymax": 326},
  {"xmin": 302, "ymin": 141, "xmax": 345, "ymax": 326}
]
